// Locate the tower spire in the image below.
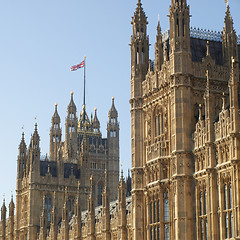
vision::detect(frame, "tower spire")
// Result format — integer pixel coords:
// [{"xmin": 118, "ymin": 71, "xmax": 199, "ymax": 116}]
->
[
  {"xmin": 155, "ymin": 16, "xmax": 163, "ymax": 71},
  {"xmin": 222, "ymin": 3, "xmax": 238, "ymax": 66}
]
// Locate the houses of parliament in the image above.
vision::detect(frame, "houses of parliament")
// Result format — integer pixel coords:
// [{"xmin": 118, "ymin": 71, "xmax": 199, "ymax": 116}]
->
[{"xmin": 1, "ymin": 0, "xmax": 240, "ymax": 239}]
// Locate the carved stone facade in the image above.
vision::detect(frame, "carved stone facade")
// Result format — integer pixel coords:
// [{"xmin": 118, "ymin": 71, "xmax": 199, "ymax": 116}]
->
[{"xmin": 1, "ymin": 0, "xmax": 240, "ymax": 240}]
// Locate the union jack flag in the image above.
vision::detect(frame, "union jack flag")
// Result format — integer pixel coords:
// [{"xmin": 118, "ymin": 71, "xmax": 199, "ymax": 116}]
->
[{"xmin": 71, "ymin": 60, "xmax": 85, "ymax": 71}]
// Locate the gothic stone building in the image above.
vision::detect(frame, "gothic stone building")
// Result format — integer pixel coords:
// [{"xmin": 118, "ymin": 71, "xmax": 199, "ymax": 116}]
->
[
  {"xmin": 1, "ymin": 0, "xmax": 240, "ymax": 239},
  {"xmin": 0, "ymin": 93, "xmax": 120, "ymax": 240}
]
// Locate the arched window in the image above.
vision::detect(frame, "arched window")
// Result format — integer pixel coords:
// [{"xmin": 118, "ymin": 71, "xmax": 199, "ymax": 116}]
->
[
  {"xmin": 44, "ymin": 194, "xmax": 52, "ymax": 223},
  {"xmin": 224, "ymin": 184, "xmax": 228, "ymax": 210},
  {"xmin": 155, "ymin": 116, "xmax": 158, "ymax": 137},
  {"xmin": 158, "ymin": 115, "xmax": 161, "ymax": 135}
]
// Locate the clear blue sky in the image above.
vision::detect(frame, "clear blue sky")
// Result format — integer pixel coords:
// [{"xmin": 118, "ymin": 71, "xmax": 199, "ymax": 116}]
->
[{"xmin": 0, "ymin": 0, "xmax": 239, "ymax": 205}]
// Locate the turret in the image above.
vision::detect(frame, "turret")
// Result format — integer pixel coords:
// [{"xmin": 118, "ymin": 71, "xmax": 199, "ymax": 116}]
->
[
  {"xmin": 130, "ymin": 2, "xmax": 147, "ymax": 239},
  {"xmin": 169, "ymin": 1, "xmax": 195, "ymax": 238},
  {"xmin": 28, "ymin": 123, "xmax": 40, "ymax": 174},
  {"xmin": 65, "ymin": 92, "xmax": 78, "ymax": 160},
  {"xmin": 130, "ymin": 0, "xmax": 149, "ymax": 96},
  {"xmin": 17, "ymin": 132, "xmax": 27, "ymax": 179},
  {"xmin": 154, "ymin": 18, "xmax": 164, "ymax": 71},
  {"xmin": 49, "ymin": 103, "xmax": 62, "ymax": 161},
  {"xmin": 102, "ymin": 171, "xmax": 110, "ymax": 240},
  {"xmin": 169, "ymin": 0, "xmax": 192, "ymax": 74},
  {"xmin": 1, "ymin": 199, "xmax": 6, "ymax": 240},
  {"xmin": 92, "ymin": 108, "xmax": 100, "ymax": 134},
  {"xmin": 222, "ymin": 4, "xmax": 238, "ymax": 67},
  {"xmin": 107, "ymin": 97, "xmax": 119, "ymax": 201},
  {"xmin": 8, "ymin": 195, "xmax": 15, "ymax": 240}
]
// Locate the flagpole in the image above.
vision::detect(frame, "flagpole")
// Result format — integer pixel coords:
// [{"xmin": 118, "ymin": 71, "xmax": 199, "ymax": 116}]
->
[{"xmin": 83, "ymin": 56, "xmax": 86, "ymax": 107}]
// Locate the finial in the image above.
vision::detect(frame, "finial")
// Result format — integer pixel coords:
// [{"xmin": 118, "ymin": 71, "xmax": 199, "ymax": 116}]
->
[
  {"xmin": 70, "ymin": 91, "xmax": 74, "ymax": 102},
  {"xmin": 112, "ymin": 96, "xmax": 115, "ymax": 101},
  {"xmin": 225, "ymin": 0, "xmax": 229, "ymax": 6},
  {"xmin": 206, "ymin": 70, "xmax": 210, "ymax": 92},
  {"xmin": 121, "ymin": 163, "xmax": 124, "ymax": 179},
  {"xmin": 78, "ymin": 181, "xmax": 80, "ymax": 191},
  {"xmin": 199, "ymin": 104, "xmax": 202, "ymax": 120},
  {"xmin": 3, "ymin": 194, "xmax": 5, "ymax": 204},
  {"xmin": 42, "ymin": 195, "xmax": 45, "ymax": 208},
  {"xmin": 34, "ymin": 117, "xmax": 38, "ymax": 131},
  {"xmin": 94, "ymin": 107, "xmax": 97, "ymax": 112},
  {"xmin": 148, "ymin": 59, "xmax": 152, "ymax": 72},
  {"xmin": 53, "ymin": 191, "xmax": 56, "ymax": 207},
  {"xmin": 47, "ymin": 164, "xmax": 50, "ymax": 173},
  {"xmin": 21, "ymin": 126, "xmax": 25, "ymax": 139},
  {"xmin": 54, "ymin": 102, "xmax": 58, "ymax": 111},
  {"xmin": 206, "ymin": 41, "xmax": 210, "ymax": 57},
  {"xmin": 222, "ymin": 92, "xmax": 226, "ymax": 110},
  {"xmin": 158, "ymin": 14, "xmax": 160, "ymax": 22},
  {"xmin": 64, "ymin": 186, "xmax": 68, "ymax": 201},
  {"xmin": 84, "ymin": 56, "xmax": 86, "ymax": 59}
]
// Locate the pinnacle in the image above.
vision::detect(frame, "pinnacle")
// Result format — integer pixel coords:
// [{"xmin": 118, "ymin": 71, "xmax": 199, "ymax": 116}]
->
[
  {"xmin": 109, "ymin": 97, "xmax": 117, "ymax": 117},
  {"xmin": 133, "ymin": 0, "xmax": 147, "ymax": 23}
]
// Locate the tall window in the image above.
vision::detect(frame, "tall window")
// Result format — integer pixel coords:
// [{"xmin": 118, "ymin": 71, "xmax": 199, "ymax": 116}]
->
[
  {"xmin": 199, "ymin": 190, "xmax": 208, "ymax": 240},
  {"xmin": 150, "ymin": 198, "xmax": 161, "ymax": 240},
  {"xmin": 224, "ymin": 183, "xmax": 233, "ymax": 238},
  {"xmin": 45, "ymin": 195, "xmax": 52, "ymax": 223},
  {"xmin": 155, "ymin": 113, "xmax": 165, "ymax": 138},
  {"xmin": 164, "ymin": 190, "xmax": 169, "ymax": 240}
]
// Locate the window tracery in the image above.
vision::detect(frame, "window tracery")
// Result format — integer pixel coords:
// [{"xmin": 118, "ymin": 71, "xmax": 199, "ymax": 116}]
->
[
  {"xmin": 223, "ymin": 182, "xmax": 233, "ymax": 239},
  {"xmin": 198, "ymin": 183, "xmax": 208, "ymax": 240}
]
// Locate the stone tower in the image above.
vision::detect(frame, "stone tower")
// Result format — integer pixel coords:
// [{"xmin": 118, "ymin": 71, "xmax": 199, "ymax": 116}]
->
[
  {"xmin": 107, "ymin": 97, "xmax": 120, "ymax": 201},
  {"xmin": 13, "ymin": 92, "xmax": 120, "ymax": 239},
  {"xmin": 130, "ymin": 1, "xmax": 149, "ymax": 239}
]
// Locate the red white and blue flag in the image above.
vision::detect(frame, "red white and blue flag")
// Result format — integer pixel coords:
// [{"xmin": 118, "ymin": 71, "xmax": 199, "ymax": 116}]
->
[{"xmin": 71, "ymin": 59, "xmax": 85, "ymax": 71}]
